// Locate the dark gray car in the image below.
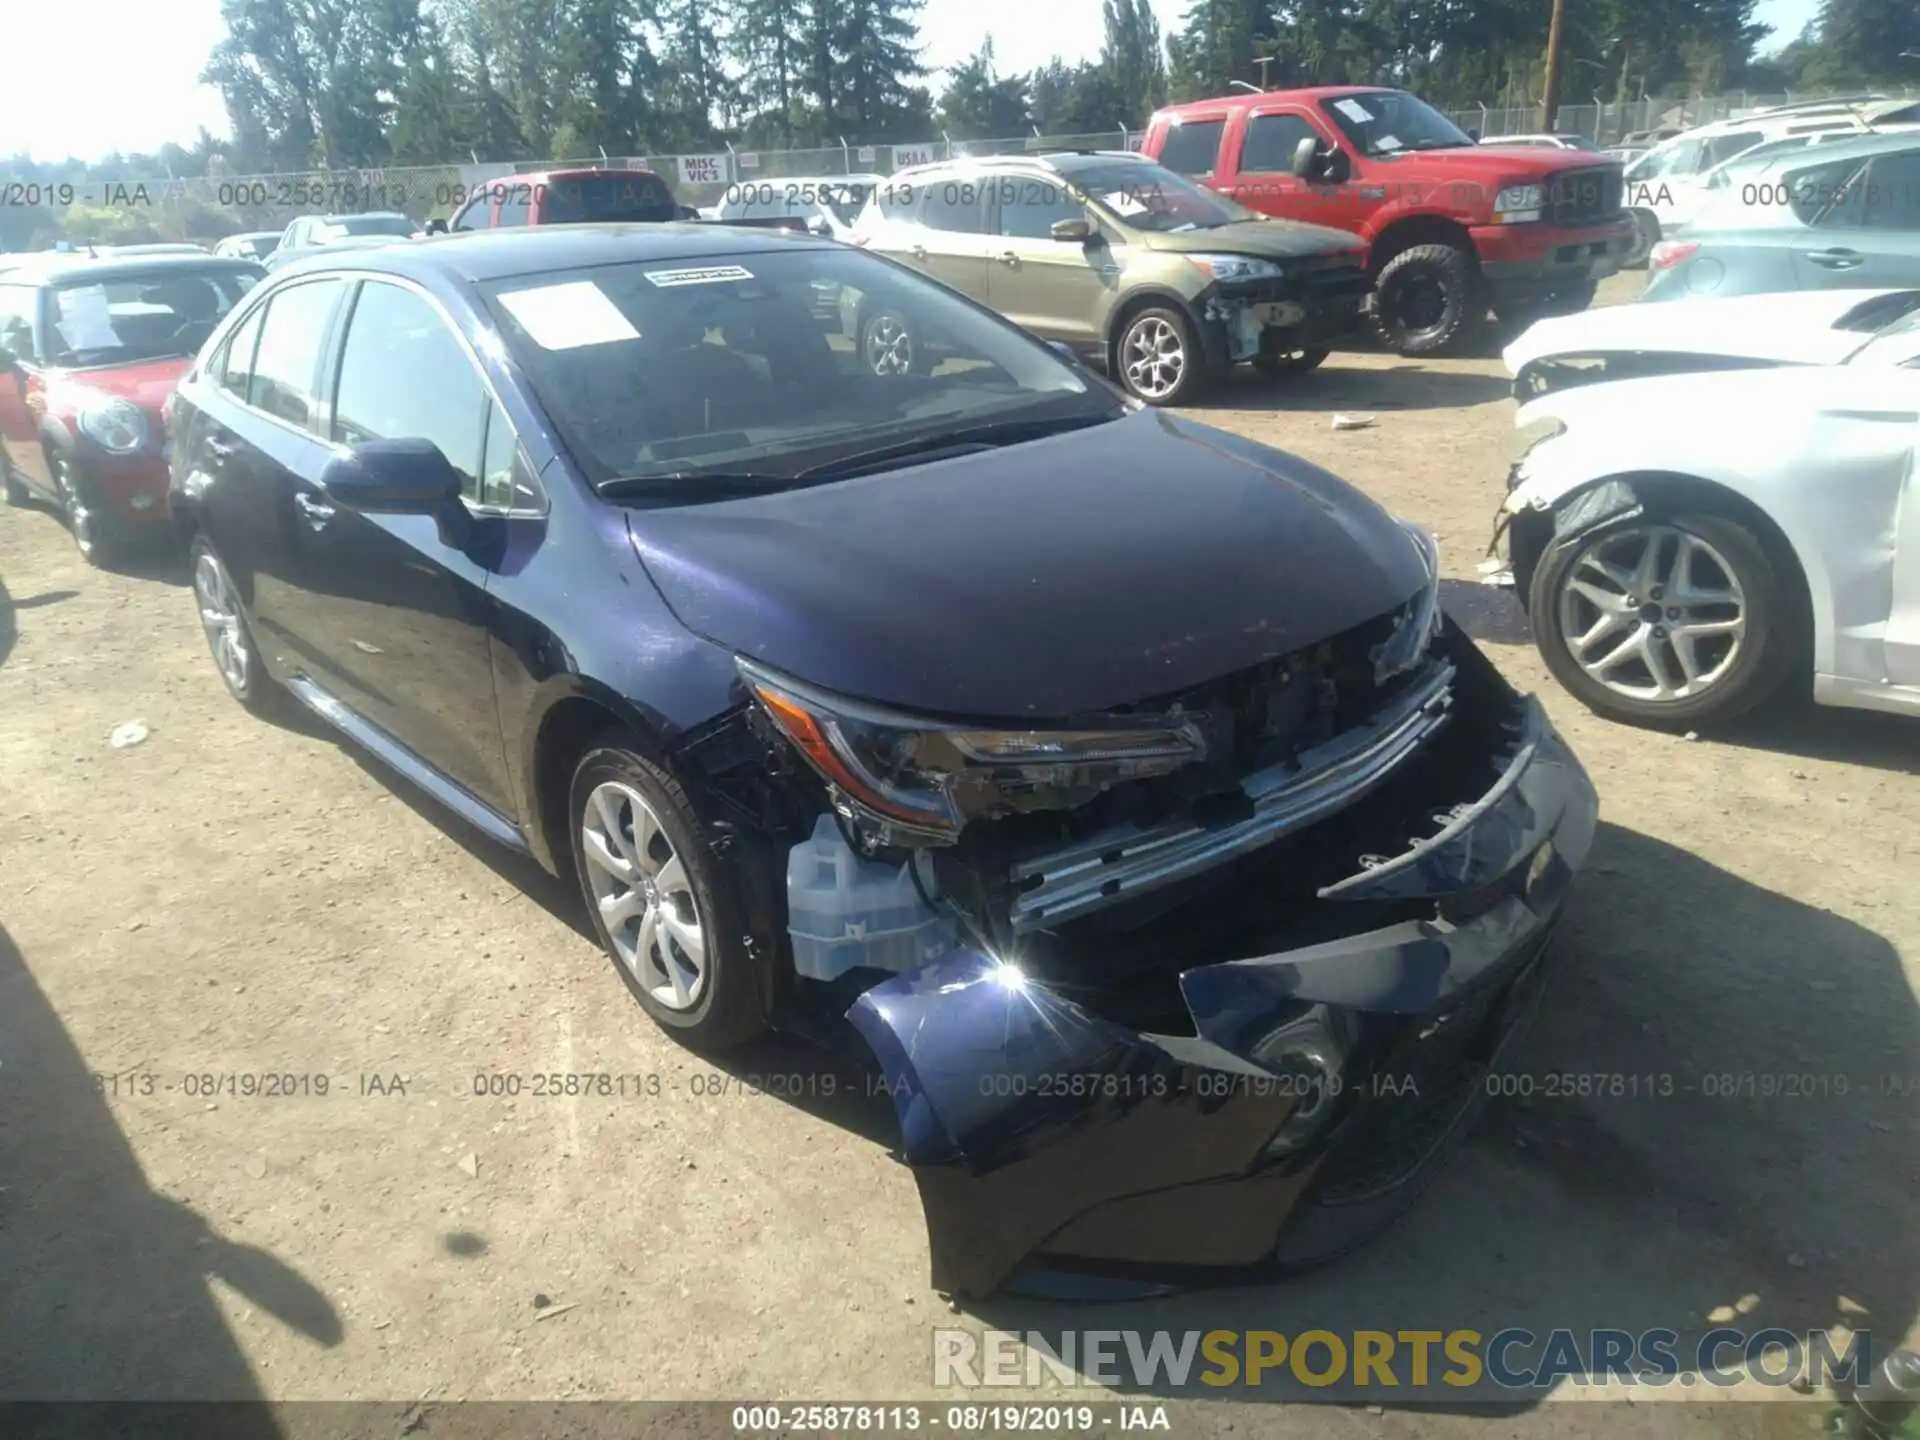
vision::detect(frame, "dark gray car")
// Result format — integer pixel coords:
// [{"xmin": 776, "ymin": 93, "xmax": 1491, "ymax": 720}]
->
[{"xmin": 1644, "ymin": 129, "xmax": 1920, "ymax": 301}]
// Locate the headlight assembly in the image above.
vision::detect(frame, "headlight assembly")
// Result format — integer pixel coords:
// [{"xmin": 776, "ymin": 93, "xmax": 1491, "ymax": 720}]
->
[
  {"xmin": 1186, "ymin": 253, "xmax": 1285, "ymax": 282},
  {"xmin": 738, "ymin": 658, "xmax": 1207, "ymax": 843},
  {"xmin": 1492, "ymin": 183, "xmax": 1546, "ymax": 224},
  {"xmin": 1373, "ymin": 519, "xmax": 1444, "ymax": 685},
  {"xmin": 77, "ymin": 397, "xmax": 150, "ymax": 454}
]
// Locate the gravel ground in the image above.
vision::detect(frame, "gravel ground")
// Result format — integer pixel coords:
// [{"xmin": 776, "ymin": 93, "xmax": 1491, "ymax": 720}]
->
[{"xmin": 1, "ymin": 273, "xmax": 1916, "ymax": 1437}]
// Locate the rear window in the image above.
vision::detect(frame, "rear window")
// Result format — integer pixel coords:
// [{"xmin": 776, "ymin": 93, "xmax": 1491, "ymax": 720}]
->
[
  {"xmin": 1158, "ymin": 119, "xmax": 1226, "ymax": 177},
  {"xmin": 541, "ymin": 174, "xmax": 677, "ymax": 224}
]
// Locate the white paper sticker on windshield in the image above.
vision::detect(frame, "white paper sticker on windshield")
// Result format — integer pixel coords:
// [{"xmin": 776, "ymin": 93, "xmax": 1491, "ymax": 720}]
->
[
  {"xmin": 495, "ymin": 281, "xmax": 640, "ymax": 349},
  {"xmin": 1103, "ymin": 191, "xmax": 1148, "ymax": 216},
  {"xmin": 643, "ymin": 265, "xmax": 755, "ymax": 288},
  {"xmin": 1375, "ymin": 134, "xmax": 1403, "ymax": 152},
  {"xmin": 54, "ymin": 286, "xmax": 123, "ymax": 351},
  {"xmin": 1333, "ymin": 98, "xmax": 1375, "ymax": 123}
]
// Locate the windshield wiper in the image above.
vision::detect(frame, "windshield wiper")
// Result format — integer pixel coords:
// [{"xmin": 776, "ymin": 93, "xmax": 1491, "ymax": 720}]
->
[
  {"xmin": 596, "ymin": 470, "xmax": 800, "ymax": 502},
  {"xmin": 793, "ymin": 413, "xmax": 1114, "ymax": 482}
]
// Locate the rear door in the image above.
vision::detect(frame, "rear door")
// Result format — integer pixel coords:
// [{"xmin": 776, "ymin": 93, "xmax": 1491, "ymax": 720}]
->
[
  {"xmin": 292, "ymin": 277, "xmax": 517, "ymax": 811},
  {"xmin": 985, "ymin": 176, "xmax": 1114, "ymax": 348},
  {"xmin": 1792, "ymin": 146, "xmax": 1920, "ymax": 289},
  {"xmin": 908, "ymin": 180, "xmax": 991, "ymax": 301}
]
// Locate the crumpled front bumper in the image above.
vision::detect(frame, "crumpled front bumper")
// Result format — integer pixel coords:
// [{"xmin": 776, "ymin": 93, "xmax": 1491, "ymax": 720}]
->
[{"xmin": 848, "ymin": 692, "xmax": 1598, "ymax": 1299}]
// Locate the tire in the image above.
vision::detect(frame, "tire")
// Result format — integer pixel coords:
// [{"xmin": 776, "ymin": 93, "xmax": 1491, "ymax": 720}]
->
[
  {"xmin": 1251, "ymin": 346, "xmax": 1330, "ymax": 377},
  {"xmin": 1370, "ymin": 243, "xmax": 1481, "ymax": 356},
  {"xmin": 857, "ymin": 307, "xmax": 930, "ymax": 377},
  {"xmin": 569, "ymin": 738, "xmax": 766, "ymax": 1050},
  {"xmin": 190, "ymin": 534, "xmax": 288, "ymax": 718},
  {"xmin": 49, "ymin": 452, "xmax": 117, "ymax": 567},
  {"xmin": 1529, "ymin": 510, "xmax": 1797, "ymax": 730},
  {"xmin": 1494, "ymin": 281, "xmax": 1598, "ymax": 331},
  {"xmin": 1112, "ymin": 305, "xmax": 1207, "ymax": 406}
]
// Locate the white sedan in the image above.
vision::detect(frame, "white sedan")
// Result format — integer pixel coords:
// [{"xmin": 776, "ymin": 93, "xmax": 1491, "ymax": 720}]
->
[{"xmin": 1493, "ymin": 288, "xmax": 1920, "ymax": 727}]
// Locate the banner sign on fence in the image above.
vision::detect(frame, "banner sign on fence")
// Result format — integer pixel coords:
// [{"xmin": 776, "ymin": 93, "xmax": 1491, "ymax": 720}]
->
[
  {"xmin": 679, "ymin": 154, "xmax": 728, "ymax": 185},
  {"xmin": 360, "ymin": 169, "xmax": 386, "ymax": 187},
  {"xmin": 738, "ymin": 153, "xmax": 760, "ymax": 170},
  {"xmin": 893, "ymin": 144, "xmax": 936, "ymax": 169},
  {"xmin": 858, "ymin": 147, "xmax": 877, "ymax": 164},
  {"xmin": 624, "ymin": 157, "xmax": 653, "ymax": 171}
]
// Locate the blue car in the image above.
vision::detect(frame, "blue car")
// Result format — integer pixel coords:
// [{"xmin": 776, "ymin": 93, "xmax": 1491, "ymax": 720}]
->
[{"xmin": 166, "ymin": 225, "xmax": 1597, "ymax": 1298}]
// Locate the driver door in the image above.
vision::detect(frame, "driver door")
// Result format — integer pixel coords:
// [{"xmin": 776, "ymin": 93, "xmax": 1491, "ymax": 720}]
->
[
  {"xmin": 0, "ymin": 283, "xmax": 52, "ymax": 496},
  {"xmin": 985, "ymin": 182, "xmax": 1115, "ymax": 350}
]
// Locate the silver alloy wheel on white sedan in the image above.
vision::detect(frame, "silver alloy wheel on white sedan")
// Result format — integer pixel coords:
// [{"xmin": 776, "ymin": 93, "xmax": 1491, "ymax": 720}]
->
[
  {"xmin": 864, "ymin": 312, "xmax": 914, "ymax": 375},
  {"xmin": 194, "ymin": 547, "xmax": 250, "ymax": 693},
  {"xmin": 1121, "ymin": 315, "xmax": 1187, "ymax": 401},
  {"xmin": 1554, "ymin": 522, "xmax": 1748, "ymax": 704},
  {"xmin": 580, "ymin": 780, "xmax": 708, "ymax": 1011}
]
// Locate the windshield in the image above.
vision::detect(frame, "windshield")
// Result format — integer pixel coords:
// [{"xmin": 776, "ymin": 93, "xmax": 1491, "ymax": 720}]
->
[
  {"xmin": 48, "ymin": 268, "xmax": 258, "ymax": 367},
  {"xmin": 541, "ymin": 174, "xmax": 678, "ymax": 224},
  {"xmin": 326, "ymin": 215, "xmax": 415, "ymax": 239},
  {"xmin": 482, "ymin": 249, "xmax": 1121, "ymax": 496},
  {"xmin": 1070, "ymin": 160, "xmax": 1251, "ymax": 231},
  {"xmin": 1317, "ymin": 91, "xmax": 1474, "ymax": 157}
]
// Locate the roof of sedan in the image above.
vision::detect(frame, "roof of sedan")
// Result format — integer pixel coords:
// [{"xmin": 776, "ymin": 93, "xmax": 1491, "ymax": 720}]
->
[
  {"xmin": 1737, "ymin": 127, "xmax": 1920, "ymax": 170},
  {"xmin": 277, "ymin": 222, "xmax": 834, "ymax": 284}
]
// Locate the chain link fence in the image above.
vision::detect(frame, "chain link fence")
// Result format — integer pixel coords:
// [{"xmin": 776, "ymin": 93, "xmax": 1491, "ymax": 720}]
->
[{"xmin": 10, "ymin": 88, "xmax": 1914, "ymax": 246}]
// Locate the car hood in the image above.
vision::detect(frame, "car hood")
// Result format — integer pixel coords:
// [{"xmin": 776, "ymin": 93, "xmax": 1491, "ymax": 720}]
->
[
  {"xmin": 1137, "ymin": 218, "xmax": 1364, "ymax": 260},
  {"xmin": 626, "ymin": 409, "xmax": 1428, "ymax": 719},
  {"xmin": 1382, "ymin": 145, "xmax": 1617, "ymax": 179},
  {"xmin": 45, "ymin": 357, "xmax": 192, "ymax": 418},
  {"xmin": 1503, "ymin": 288, "xmax": 1911, "ymax": 374}
]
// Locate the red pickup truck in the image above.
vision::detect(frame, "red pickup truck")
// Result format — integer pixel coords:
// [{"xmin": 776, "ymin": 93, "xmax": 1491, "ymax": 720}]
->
[{"xmin": 1141, "ymin": 87, "xmax": 1635, "ymax": 353}]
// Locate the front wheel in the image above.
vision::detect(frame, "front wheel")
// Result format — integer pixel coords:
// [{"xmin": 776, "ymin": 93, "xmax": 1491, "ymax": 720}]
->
[
  {"xmin": 50, "ymin": 453, "xmax": 116, "ymax": 566},
  {"xmin": 1370, "ymin": 243, "xmax": 1481, "ymax": 355},
  {"xmin": 1251, "ymin": 346, "xmax": 1329, "ymax": 377},
  {"xmin": 1530, "ymin": 512, "xmax": 1796, "ymax": 729},
  {"xmin": 190, "ymin": 534, "xmax": 287, "ymax": 717},
  {"xmin": 1114, "ymin": 306, "xmax": 1206, "ymax": 405},
  {"xmin": 569, "ymin": 740, "xmax": 766, "ymax": 1050}
]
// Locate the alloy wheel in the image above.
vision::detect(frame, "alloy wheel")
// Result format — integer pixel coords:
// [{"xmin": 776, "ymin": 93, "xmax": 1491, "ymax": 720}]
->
[
  {"xmin": 864, "ymin": 313, "xmax": 914, "ymax": 375},
  {"xmin": 1555, "ymin": 523, "xmax": 1747, "ymax": 704},
  {"xmin": 193, "ymin": 548, "xmax": 250, "ymax": 694},
  {"xmin": 52, "ymin": 458, "xmax": 95, "ymax": 559},
  {"xmin": 580, "ymin": 781, "xmax": 708, "ymax": 1011},
  {"xmin": 1121, "ymin": 316, "xmax": 1186, "ymax": 400}
]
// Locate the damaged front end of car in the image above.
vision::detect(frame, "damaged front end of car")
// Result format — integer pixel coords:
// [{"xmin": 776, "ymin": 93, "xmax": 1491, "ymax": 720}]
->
[{"xmin": 677, "ymin": 551, "xmax": 1598, "ymax": 1299}]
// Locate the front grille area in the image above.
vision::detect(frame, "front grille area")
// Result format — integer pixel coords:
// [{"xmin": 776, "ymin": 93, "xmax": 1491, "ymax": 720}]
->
[
  {"xmin": 1548, "ymin": 166, "xmax": 1625, "ymax": 224},
  {"xmin": 1222, "ymin": 256, "xmax": 1370, "ymax": 310}
]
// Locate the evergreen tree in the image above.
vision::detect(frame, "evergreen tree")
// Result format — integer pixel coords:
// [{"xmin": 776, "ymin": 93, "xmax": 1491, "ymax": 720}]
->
[{"xmin": 936, "ymin": 39, "xmax": 1031, "ymax": 139}]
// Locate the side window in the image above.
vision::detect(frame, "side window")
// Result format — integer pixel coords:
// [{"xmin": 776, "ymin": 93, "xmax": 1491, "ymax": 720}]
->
[
  {"xmin": 1792, "ymin": 158, "xmax": 1872, "ymax": 226},
  {"xmin": 1859, "ymin": 150, "xmax": 1920, "ymax": 231},
  {"xmin": 218, "ymin": 303, "xmax": 266, "ymax": 401},
  {"xmin": 1701, "ymin": 130, "xmax": 1764, "ymax": 169},
  {"xmin": 248, "ymin": 279, "xmax": 345, "ymax": 431},
  {"xmin": 995, "ymin": 181, "xmax": 1087, "ymax": 239},
  {"xmin": 920, "ymin": 183, "xmax": 985, "ymax": 234},
  {"xmin": 1159, "ymin": 118, "xmax": 1226, "ymax": 177},
  {"xmin": 495, "ymin": 186, "xmax": 530, "ymax": 227},
  {"xmin": 1241, "ymin": 113, "xmax": 1323, "ymax": 174},
  {"xmin": 0, "ymin": 285, "xmax": 38, "ymax": 361},
  {"xmin": 479, "ymin": 401, "xmax": 539, "ymax": 509},
  {"xmin": 450, "ymin": 198, "xmax": 484, "ymax": 232},
  {"xmin": 332, "ymin": 281, "xmax": 486, "ymax": 497}
]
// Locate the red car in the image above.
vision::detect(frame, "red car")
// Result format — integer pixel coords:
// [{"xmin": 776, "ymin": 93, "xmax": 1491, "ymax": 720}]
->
[
  {"xmin": 1142, "ymin": 87, "xmax": 1635, "ymax": 353},
  {"xmin": 434, "ymin": 166, "xmax": 683, "ymax": 231},
  {"xmin": 0, "ymin": 253, "xmax": 263, "ymax": 564}
]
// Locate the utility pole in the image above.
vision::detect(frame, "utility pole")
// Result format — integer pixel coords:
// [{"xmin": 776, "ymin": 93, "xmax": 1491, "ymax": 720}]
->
[{"xmin": 1541, "ymin": 0, "xmax": 1567, "ymax": 131}]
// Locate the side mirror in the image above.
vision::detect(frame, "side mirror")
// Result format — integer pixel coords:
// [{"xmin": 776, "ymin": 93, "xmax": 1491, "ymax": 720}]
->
[
  {"xmin": 809, "ymin": 215, "xmax": 835, "ymax": 237},
  {"xmin": 677, "ymin": 205, "xmax": 701, "ymax": 221},
  {"xmin": 1289, "ymin": 136, "xmax": 1320, "ymax": 178},
  {"xmin": 1321, "ymin": 147, "xmax": 1352, "ymax": 183},
  {"xmin": 321, "ymin": 438, "xmax": 463, "ymax": 514},
  {"xmin": 1050, "ymin": 217, "xmax": 1093, "ymax": 243},
  {"xmin": 424, "ymin": 217, "xmax": 449, "ymax": 236},
  {"xmin": 1467, "ymin": 128, "xmax": 1482, "ymax": 144}
]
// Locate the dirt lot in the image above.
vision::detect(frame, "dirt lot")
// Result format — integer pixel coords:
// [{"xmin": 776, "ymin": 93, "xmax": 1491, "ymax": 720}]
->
[{"xmin": 2, "ymin": 271, "xmax": 1917, "ymax": 1436}]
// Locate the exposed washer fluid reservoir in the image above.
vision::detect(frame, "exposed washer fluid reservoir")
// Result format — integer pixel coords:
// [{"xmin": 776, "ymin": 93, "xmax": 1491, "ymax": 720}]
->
[{"xmin": 786, "ymin": 814, "xmax": 957, "ymax": 982}]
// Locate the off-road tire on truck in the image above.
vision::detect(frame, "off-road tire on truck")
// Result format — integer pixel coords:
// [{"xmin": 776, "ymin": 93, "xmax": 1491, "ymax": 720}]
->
[
  {"xmin": 1494, "ymin": 282, "xmax": 1599, "ymax": 331},
  {"xmin": 1370, "ymin": 243, "xmax": 1481, "ymax": 356}
]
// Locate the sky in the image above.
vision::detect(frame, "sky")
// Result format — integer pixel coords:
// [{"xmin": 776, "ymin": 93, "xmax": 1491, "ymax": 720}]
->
[{"xmin": 7, "ymin": 0, "xmax": 1826, "ymax": 164}]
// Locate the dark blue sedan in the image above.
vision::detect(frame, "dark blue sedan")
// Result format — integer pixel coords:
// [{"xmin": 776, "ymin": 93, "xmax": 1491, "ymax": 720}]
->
[{"xmin": 167, "ymin": 224, "xmax": 1598, "ymax": 1298}]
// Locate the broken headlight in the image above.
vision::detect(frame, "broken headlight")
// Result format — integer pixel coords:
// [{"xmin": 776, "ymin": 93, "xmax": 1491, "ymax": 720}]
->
[
  {"xmin": 738, "ymin": 657, "xmax": 1207, "ymax": 843},
  {"xmin": 1372, "ymin": 519, "xmax": 1444, "ymax": 685}
]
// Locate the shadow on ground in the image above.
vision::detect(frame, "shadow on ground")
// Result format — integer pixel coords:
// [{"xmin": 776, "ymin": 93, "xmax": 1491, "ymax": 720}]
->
[
  {"xmin": 1203, "ymin": 361, "xmax": 1511, "ymax": 415},
  {"xmin": 0, "ymin": 923, "xmax": 339, "ymax": 1415},
  {"xmin": 1714, "ymin": 693, "xmax": 1920, "ymax": 778},
  {"xmin": 952, "ymin": 820, "xmax": 1918, "ymax": 1408}
]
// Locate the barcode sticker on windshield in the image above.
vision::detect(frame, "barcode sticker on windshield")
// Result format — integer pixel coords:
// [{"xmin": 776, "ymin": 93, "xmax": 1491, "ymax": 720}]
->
[
  {"xmin": 495, "ymin": 281, "xmax": 639, "ymax": 349},
  {"xmin": 644, "ymin": 265, "xmax": 755, "ymax": 288},
  {"xmin": 1333, "ymin": 98, "xmax": 1374, "ymax": 123}
]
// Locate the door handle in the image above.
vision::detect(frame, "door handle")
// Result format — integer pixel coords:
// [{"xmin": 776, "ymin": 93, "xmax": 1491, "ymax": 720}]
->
[
  {"xmin": 204, "ymin": 436, "xmax": 235, "ymax": 461},
  {"xmin": 294, "ymin": 492, "xmax": 335, "ymax": 529},
  {"xmin": 999, "ymin": 250, "xmax": 1020, "ymax": 267},
  {"xmin": 910, "ymin": 244, "xmax": 928, "ymax": 259},
  {"xmin": 1804, "ymin": 248, "xmax": 1863, "ymax": 269}
]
